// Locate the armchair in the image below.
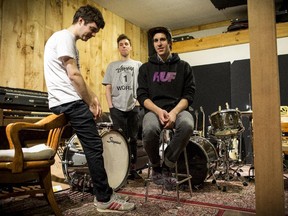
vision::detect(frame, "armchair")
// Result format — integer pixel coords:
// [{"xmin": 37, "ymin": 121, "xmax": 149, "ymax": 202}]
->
[{"xmin": 0, "ymin": 113, "xmax": 68, "ymax": 216}]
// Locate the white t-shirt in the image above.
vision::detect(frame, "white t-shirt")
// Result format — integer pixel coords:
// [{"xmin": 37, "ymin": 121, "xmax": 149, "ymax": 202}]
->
[
  {"xmin": 102, "ymin": 59, "xmax": 142, "ymax": 111},
  {"xmin": 44, "ymin": 29, "xmax": 81, "ymax": 108}
]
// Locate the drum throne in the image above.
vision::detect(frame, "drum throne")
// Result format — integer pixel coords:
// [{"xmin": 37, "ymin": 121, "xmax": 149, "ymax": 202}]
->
[{"xmin": 144, "ymin": 129, "xmax": 193, "ymax": 204}]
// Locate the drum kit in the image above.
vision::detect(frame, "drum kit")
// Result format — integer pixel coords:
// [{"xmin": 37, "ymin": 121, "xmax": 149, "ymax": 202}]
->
[
  {"xmin": 59, "ymin": 103, "xmax": 251, "ymax": 194},
  {"xmin": 207, "ymin": 103, "xmax": 250, "ymax": 190},
  {"xmin": 178, "ymin": 103, "xmax": 251, "ymax": 191},
  {"xmin": 61, "ymin": 122, "xmax": 130, "ymax": 194}
]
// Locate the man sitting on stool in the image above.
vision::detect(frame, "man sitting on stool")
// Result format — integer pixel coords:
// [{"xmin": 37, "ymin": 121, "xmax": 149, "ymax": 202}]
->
[{"xmin": 137, "ymin": 26, "xmax": 195, "ymax": 190}]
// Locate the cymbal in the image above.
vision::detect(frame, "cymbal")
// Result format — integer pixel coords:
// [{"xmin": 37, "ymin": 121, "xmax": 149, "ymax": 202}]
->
[{"xmin": 241, "ymin": 110, "xmax": 253, "ymax": 116}]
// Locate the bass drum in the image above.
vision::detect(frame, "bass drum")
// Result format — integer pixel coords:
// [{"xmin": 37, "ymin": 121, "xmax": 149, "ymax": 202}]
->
[
  {"xmin": 177, "ymin": 136, "xmax": 218, "ymax": 186},
  {"xmin": 62, "ymin": 130, "xmax": 130, "ymax": 191}
]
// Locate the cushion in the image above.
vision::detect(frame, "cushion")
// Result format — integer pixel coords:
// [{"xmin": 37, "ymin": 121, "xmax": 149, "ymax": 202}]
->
[{"xmin": 0, "ymin": 144, "xmax": 55, "ymax": 162}]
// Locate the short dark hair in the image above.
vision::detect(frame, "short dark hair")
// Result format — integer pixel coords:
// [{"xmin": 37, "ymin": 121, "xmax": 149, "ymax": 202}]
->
[
  {"xmin": 148, "ymin": 26, "xmax": 172, "ymax": 42},
  {"xmin": 117, "ymin": 34, "xmax": 131, "ymax": 45},
  {"xmin": 72, "ymin": 5, "xmax": 105, "ymax": 29}
]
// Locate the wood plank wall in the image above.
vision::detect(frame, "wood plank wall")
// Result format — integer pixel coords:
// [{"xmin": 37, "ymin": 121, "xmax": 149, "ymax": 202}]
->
[{"xmin": 0, "ymin": 0, "xmax": 148, "ymax": 112}]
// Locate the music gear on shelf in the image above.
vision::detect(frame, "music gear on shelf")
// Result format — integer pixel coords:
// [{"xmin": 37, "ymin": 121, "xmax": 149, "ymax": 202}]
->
[
  {"xmin": 0, "ymin": 86, "xmax": 51, "ymax": 127},
  {"xmin": 0, "ymin": 86, "xmax": 49, "ymax": 112}
]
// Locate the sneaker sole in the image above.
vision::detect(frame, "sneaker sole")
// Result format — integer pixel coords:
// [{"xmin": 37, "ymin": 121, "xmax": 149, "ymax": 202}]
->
[
  {"xmin": 94, "ymin": 195, "xmax": 130, "ymax": 207},
  {"xmin": 96, "ymin": 206, "xmax": 135, "ymax": 213}
]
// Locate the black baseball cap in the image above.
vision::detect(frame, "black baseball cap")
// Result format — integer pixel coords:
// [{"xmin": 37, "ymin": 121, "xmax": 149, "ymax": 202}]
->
[{"xmin": 148, "ymin": 26, "xmax": 172, "ymax": 41}]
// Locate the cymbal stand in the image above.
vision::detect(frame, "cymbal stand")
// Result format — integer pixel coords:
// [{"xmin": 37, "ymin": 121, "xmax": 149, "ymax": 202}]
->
[
  {"xmin": 193, "ymin": 109, "xmax": 201, "ymax": 136},
  {"xmin": 192, "ymin": 106, "xmax": 206, "ymax": 137},
  {"xmin": 200, "ymin": 106, "xmax": 205, "ymax": 137}
]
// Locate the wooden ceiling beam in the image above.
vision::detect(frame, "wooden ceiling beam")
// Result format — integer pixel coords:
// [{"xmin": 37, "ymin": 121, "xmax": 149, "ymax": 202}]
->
[
  {"xmin": 173, "ymin": 22, "xmax": 288, "ymax": 53},
  {"xmin": 172, "ymin": 20, "xmax": 231, "ymax": 36}
]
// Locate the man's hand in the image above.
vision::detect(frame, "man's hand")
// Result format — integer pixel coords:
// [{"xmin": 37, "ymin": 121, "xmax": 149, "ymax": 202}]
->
[
  {"xmin": 89, "ymin": 96, "xmax": 102, "ymax": 119},
  {"xmin": 157, "ymin": 109, "xmax": 170, "ymax": 126},
  {"xmin": 163, "ymin": 111, "xmax": 177, "ymax": 129}
]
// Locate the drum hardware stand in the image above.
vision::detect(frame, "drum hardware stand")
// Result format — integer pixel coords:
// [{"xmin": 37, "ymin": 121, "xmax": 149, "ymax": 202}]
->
[
  {"xmin": 194, "ymin": 109, "xmax": 199, "ymax": 132},
  {"xmin": 241, "ymin": 110, "xmax": 255, "ymax": 181},
  {"xmin": 207, "ymin": 103, "xmax": 249, "ymax": 190},
  {"xmin": 192, "ymin": 109, "xmax": 202, "ymax": 137},
  {"xmin": 210, "ymin": 135, "xmax": 248, "ymax": 191},
  {"xmin": 192, "ymin": 106, "xmax": 206, "ymax": 137},
  {"xmin": 200, "ymin": 107, "xmax": 205, "ymax": 137},
  {"xmin": 241, "ymin": 96, "xmax": 255, "ymax": 180}
]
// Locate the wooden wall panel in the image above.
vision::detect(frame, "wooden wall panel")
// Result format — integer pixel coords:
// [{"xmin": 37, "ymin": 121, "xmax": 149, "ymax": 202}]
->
[
  {"xmin": 87, "ymin": 1, "xmax": 105, "ymax": 111},
  {"xmin": 0, "ymin": 1, "xmax": 2, "ymax": 61},
  {"xmin": 45, "ymin": 0, "xmax": 62, "ymax": 37},
  {"xmin": 44, "ymin": 0, "xmax": 62, "ymax": 91},
  {"xmin": 100, "ymin": 9, "xmax": 125, "ymax": 110},
  {"xmin": 62, "ymin": 0, "xmax": 77, "ymax": 28},
  {"xmin": 25, "ymin": 0, "xmax": 45, "ymax": 91},
  {"xmin": 0, "ymin": 0, "xmax": 27, "ymax": 87},
  {"xmin": 125, "ymin": 21, "xmax": 141, "ymax": 60},
  {"xmin": 140, "ymin": 28, "xmax": 148, "ymax": 63},
  {"xmin": 0, "ymin": 0, "xmax": 146, "ymax": 112}
]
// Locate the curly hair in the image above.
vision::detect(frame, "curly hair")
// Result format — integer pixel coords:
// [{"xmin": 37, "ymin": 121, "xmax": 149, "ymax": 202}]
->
[{"xmin": 72, "ymin": 5, "xmax": 105, "ymax": 29}]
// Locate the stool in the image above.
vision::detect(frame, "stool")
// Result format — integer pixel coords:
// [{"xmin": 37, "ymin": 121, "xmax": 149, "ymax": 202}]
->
[{"xmin": 144, "ymin": 129, "xmax": 193, "ymax": 204}]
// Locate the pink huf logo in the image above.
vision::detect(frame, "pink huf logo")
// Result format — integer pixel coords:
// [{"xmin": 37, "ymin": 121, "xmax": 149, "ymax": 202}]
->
[{"xmin": 153, "ymin": 72, "xmax": 176, "ymax": 82}]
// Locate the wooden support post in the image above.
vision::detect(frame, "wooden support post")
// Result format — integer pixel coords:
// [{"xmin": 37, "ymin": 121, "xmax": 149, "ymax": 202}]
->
[{"xmin": 248, "ymin": 0, "xmax": 285, "ymax": 215}]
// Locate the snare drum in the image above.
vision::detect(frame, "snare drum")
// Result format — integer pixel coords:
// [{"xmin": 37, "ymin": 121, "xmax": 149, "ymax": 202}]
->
[
  {"xmin": 177, "ymin": 136, "xmax": 218, "ymax": 186},
  {"xmin": 209, "ymin": 109, "xmax": 244, "ymax": 137},
  {"xmin": 62, "ymin": 129, "xmax": 130, "ymax": 191},
  {"xmin": 97, "ymin": 122, "xmax": 113, "ymax": 134}
]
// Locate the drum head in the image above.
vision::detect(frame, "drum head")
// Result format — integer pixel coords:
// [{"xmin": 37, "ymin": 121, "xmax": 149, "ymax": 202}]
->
[
  {"xmin": 62, "ymin": 134, "xmax": 90, "ymax": 191},
  {"xmin": 102, "ymin": 130, "xmax": 130, "ymax": 190},
  {"xmin": 177, "ymin": 136, "xmax": 218, "ymax": 186},
  {"xmin": 62, "ymin": 130, "xmax": 130, "ymax": 191}
]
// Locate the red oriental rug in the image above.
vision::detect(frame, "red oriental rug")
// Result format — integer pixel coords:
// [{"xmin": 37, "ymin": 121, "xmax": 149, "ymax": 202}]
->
[{"xmin": 1, "ymin": 166, "xmax": 287, "ymax": 216}]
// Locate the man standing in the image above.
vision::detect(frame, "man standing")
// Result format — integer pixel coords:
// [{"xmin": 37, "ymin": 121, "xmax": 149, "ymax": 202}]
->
[
  {"xmin": 44, "ymin": 5, "xmax": 135, "ymax": 212},
  {"xmin": 102, "ymin": 34, "xmax": 142, "ymax": 180},
  {"xmin": 137, "ymin": 27, "xmax": 195, "ymax": 190}
]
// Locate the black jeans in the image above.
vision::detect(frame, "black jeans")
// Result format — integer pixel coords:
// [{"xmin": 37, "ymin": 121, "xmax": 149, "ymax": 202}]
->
[
  {"xmin": 51, "ymin": 100, "xmax": 113, "ymax": 202},
  {"xmin": 109, "ymin": 107, "xmax": 139, "ymax": 165}
]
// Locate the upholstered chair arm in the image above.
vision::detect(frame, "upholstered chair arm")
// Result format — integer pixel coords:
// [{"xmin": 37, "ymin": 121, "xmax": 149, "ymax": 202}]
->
[{"xmin": 5, "ymin": 114, "xmax": 67, "ymax": 173}]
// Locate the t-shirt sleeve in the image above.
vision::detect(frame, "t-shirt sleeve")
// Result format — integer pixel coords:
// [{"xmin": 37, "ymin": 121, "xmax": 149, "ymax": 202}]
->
[{"xmin": 56, "ymin": 32, "xmax": 77, "ymax": 60}]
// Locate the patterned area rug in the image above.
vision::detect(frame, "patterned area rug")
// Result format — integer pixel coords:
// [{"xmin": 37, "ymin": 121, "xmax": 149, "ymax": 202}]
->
[{"xmin": 1, "ymin": 167, "xmax": 288, "ymax": 216}]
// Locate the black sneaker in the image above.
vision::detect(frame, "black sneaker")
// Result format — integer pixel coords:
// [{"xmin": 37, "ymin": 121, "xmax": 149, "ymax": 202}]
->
[
  {"xmin": 128, "ymin": 170, "xmax": 143, "ymax": 180},
  {"xmin": 151, "ymin": 169, "xmax": 163, "ymax": 185},
  {"xmin": 162, "ymin": 167, "xmax": 177, "ymax": 191}
]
